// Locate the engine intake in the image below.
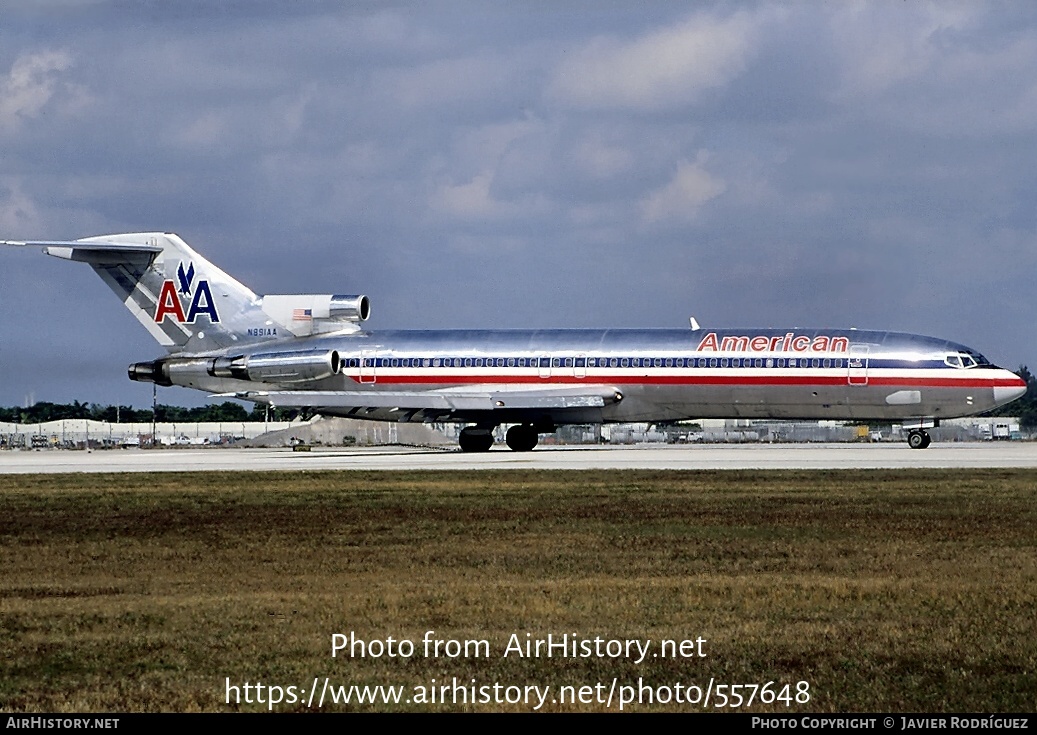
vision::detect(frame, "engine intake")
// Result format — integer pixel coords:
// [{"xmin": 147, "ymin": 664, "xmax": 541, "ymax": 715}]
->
[
  {"xmin": 220, "ymin": 350, "xmax": 341, "ymax": 383},
  {"xmin": 329, "ymin": 295, "xmax": 371, "ymax": 322}
]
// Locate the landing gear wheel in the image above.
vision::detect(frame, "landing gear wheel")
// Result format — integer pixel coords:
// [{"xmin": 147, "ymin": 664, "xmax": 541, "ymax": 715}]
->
[
  {"xmin": 459, "ymin": 428, "xmax": 494, "ymax": 452},
  {"xmin": 907, "ymin": 430, "xmax": 931, "ymax": 450},
  {"xmin": 505, "ymin": 424, "xmax": 539, "ymax": 452}
]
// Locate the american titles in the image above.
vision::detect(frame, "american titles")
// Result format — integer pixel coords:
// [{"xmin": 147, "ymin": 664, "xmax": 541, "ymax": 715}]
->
[{"xmin": 696, "ymin": 332, "xmax": 850, "ymax": 354}]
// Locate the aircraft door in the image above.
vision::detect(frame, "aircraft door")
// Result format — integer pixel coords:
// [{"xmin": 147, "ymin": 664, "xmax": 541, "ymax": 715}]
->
[
  {"xmin": 848, "ymin": 344, "xmax": 869, "ymax": 386},
  {"xmin": 538, "ymin": 354, "xmax": 551, "ymax": 379},
  {"xmin": 360, "ymin": 350, "xmax": 377, "ymax": 384}
]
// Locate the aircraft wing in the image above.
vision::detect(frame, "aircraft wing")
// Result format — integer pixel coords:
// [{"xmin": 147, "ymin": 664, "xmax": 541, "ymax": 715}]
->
[{"xmin": 216, "ymin": 385, "xmax": 623, "ymax": 412}]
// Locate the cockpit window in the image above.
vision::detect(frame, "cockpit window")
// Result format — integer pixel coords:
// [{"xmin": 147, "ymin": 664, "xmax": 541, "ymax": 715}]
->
[{"xmin": 947, "ymin": 352, "xmax": 984, "ymax": 369}]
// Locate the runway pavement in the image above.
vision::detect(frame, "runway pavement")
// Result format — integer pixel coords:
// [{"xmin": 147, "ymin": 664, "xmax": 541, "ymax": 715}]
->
[{"xmin": 2, "ymin": 442, "xmax": 1037, "ymax": 473}]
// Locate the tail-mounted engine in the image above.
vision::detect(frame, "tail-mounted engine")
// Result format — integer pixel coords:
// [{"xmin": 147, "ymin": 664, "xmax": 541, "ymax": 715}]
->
[
  {"xmin": 129, "ymin": 349, "xmax": 341, "ymax": 387},
  {"xmin": 259, "ymin": 294, "xmax": 370, "ymax": 336}
]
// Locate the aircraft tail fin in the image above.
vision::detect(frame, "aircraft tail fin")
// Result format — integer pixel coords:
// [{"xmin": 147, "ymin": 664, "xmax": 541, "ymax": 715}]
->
[
  {"xmin": 4, "ymin": 232, "xmax": 371, "ymax": 354},
  {"xmin": 8, "ymin": 233, "xmax": 263, "ymax": 353}
]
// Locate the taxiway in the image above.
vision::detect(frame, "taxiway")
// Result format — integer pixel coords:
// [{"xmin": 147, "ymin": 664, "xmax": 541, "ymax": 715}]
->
[{"xmin": 2, "ymin": 442, "xmax": 1037, "ymax": 473}]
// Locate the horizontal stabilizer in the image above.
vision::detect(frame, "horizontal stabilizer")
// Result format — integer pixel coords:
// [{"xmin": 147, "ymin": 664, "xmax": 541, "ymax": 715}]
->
[{"xmin": 1, "ymin": 240, "xmax": 163, "ymax": 260}]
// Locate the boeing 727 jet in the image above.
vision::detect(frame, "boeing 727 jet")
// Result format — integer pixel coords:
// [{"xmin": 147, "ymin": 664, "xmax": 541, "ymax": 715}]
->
[{"xmin": 2, "ymin": 233, "xmax": 1027, "ymax": 451}]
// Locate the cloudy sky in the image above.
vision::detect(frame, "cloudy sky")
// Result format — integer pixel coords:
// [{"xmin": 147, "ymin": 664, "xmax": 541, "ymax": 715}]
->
[{"xmin": 1, "ymin": 1, "xmax": 1035, "ymax": 408}]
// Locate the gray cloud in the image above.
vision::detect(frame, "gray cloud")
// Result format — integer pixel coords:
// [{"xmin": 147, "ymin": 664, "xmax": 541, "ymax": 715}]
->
[{"xmin": 548, "ymin": 9, "xmax": 764, "ymax": 111}]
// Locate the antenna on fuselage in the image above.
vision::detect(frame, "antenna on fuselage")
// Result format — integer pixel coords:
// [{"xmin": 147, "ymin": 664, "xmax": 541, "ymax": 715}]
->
[{"xmin": 689, "ymin": 317, "xmax": 701, "ymax": 331}]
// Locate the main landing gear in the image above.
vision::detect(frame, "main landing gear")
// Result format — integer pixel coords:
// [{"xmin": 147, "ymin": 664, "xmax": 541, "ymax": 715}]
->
[
  {"xmin": 505, "ymin": 424, "xmax": 538, "ymax": 452},
  {"xmin": 457, "ymin": 423, "xmax": 542, "ymax": 452},
  {"xmin": 458, "ymin": 427, "xmax": 494, "ymax": 453},
  {"xmin": 907, "ymin": 430, "xmax": 931, "ymax": 450}
]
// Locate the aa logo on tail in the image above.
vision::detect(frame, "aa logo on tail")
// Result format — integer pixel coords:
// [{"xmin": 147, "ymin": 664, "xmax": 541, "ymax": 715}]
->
[
  {"xmin": 176, "ymin": 261, "xmax": 195, "ymax": 295},
  {"xmin": 154, "ymin": 261, "xmax": 220, "ymax": 323}
]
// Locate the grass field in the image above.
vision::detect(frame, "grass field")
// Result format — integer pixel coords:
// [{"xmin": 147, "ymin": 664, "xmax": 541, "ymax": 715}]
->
[{"xmin": 0, "ymin": 469, "xmax": 1034, "ymax": 712}]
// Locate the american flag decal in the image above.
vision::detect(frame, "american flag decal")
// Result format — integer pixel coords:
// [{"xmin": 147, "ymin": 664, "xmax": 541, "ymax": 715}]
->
[{"xmin": 293, "ymin": 308, "xmax": 313, "ymax": 321}]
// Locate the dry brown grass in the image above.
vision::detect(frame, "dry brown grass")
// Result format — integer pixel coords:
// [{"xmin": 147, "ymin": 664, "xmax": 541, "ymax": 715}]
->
[{"xmin": 0, "ymin": 469, "xmax": 1034, "ymax": 712}]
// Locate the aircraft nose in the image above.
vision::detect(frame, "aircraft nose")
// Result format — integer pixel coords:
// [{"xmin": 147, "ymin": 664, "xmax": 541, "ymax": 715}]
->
[{"xmin": 993, "ymin": 373, "xmax": 1027, "ymax": 405}]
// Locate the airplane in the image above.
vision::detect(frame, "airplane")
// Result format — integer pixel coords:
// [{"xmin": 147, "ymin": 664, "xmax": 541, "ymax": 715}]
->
[{"xmin": 2, "ymin": 232, "xmax": 1027, "ymax": 451}]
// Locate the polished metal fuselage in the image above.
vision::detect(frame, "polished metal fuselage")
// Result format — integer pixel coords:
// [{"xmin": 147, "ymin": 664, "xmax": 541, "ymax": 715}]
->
[{"xmin": 175, "ymin": 327, "xmax": 1025, "ymax": 427}]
